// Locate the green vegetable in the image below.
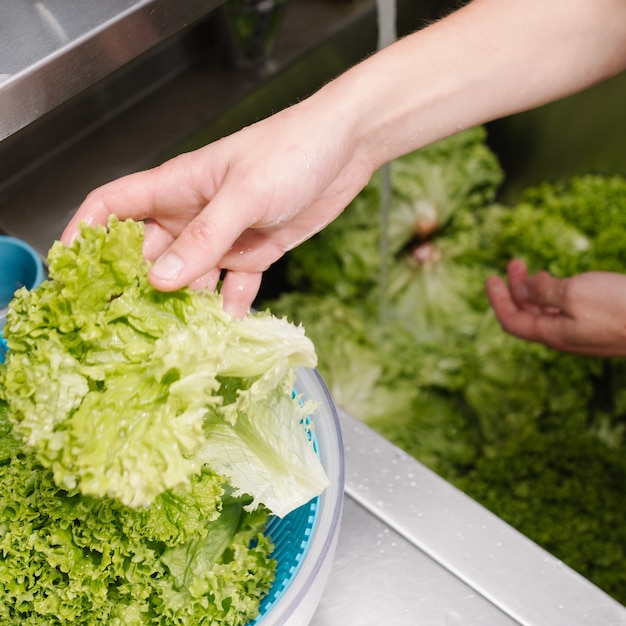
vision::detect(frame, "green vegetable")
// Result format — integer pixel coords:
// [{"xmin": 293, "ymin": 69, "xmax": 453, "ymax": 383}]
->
[
  {"xmin": 286, "ymin": 126, "xmax": 504, "ymax": 325},
  {"xmin": 1, "ymin": 216, "xmax": 328, "ymax": 517},
  {"xmin": 266, "ymin": 292, "xmax": 480, "ymax": 477},
  {"xmin": 453, "ymin": 432, "xmax": 626, "ymax": 604},
  {"xmin": 460, "ymin": 311, "xmax": 599, "ymax": 449},
  {"xmin": 0, "ymin": 217, "xmax": 332, "ymax": 623},
  {"xmin": 263, "ymin": 127, "xmax": 626, "ymax": 604},
  {"xmin": 0, "ymin": 401, "xmax": 275, "ymax": 624},
  {"xmin": 489, "ymin": 174, "xmax": 626, "ymax": 276}
]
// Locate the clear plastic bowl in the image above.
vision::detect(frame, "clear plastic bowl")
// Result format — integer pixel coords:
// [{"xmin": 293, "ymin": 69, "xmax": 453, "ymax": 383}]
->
[{"xmin": 254, "ymin": 366, "xmax": 344, "ymax": 626}]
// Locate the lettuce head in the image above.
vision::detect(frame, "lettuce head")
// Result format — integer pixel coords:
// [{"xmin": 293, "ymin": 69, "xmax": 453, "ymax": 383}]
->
[{"xmin": 0, "ymin": 217, "xmax": 328, "ymax": 517}]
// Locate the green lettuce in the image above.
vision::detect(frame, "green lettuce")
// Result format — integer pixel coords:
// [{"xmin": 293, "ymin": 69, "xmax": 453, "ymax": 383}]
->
[
  {"xmin": 453, "ymin": 431, "xmax": 626, "ymax": 603},
  {"xmin": 489, "ymin": 174, "xmax": 626, "ymax": 276},
  {"xmin": 0, "ymin": 216, "xmax": 328, "ymax": 517},
  {"xmin": 285, "ymin": 126, "xmax": 503, "ymax": 305},
  {"xmin": 0, "ymin": 401, "xmax": 275, "ymax": 624}
]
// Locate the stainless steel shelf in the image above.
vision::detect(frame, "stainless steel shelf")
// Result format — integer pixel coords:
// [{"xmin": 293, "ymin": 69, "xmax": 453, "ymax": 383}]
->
[{"xmin": 0, "ymin": 0, "xmax": 226, "ymax": 140}]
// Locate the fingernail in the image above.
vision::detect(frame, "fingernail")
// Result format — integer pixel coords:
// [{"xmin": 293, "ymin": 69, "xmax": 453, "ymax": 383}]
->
[{"xmin": 151, "ymin": 253, "xmax": 183, "ymax": 281}]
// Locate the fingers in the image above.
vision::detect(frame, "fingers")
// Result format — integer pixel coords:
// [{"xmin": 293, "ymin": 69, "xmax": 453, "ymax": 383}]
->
[
  {"xmin": 502, "ymin": 258, "xmax": 568, "ymax": 315},
  {"xmin": 487, "ymin": 260, "xmax": 584, "ymax": 353},
  {"xmin": 486, "ymin": 274, "xmax": 535, "ymax": 337},
  {"xmin": 62, "ymin": 152, "xmax": 258, "ymax": 286},
  {"xmin": 486, "ymin": 274, "xmax": 565, "ymax": 344},
  {"xmin": 488, "ymin": 262, "xmax": 626, "ymax": 357},
  {"xmin": 189, "ymin": 268, "xmax": 222, "ymax": 293},
  {"xmin": 147, "ymin": 200, "xmax": 256, "ymax": 291},
  {"xmin": 220, "ymin": 271, "xmax": 263, "ymax": 319},
  {"xmin": 61, "ymin": 169, "xmax": 169, "ymax": 245},
  {"xmin": 485, "ymin": 259, "xmax": 532, "ymax": 323},
  {"xmin": 504, "ymin": 258, "xmax": 542, "ymax": 315},
  {"xmin": 61, "ymin": 148, "xmax": 221, "ymax": 245},
  {"xmin": 142, "ymin": 219, "xmax": 175, "ymax": 260},
  {"xmin": 505, "ymin": 257, "xmax": 528, "ymax": 287},
  {"xmin": 520, "ymin": 270, "xmax": 568, "ymax": 313}
]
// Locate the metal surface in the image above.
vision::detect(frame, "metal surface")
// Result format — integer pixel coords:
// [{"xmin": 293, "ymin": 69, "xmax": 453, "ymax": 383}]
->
[
  {"xmin": 311, "ymin": 498, "xmax": 519, "ymax": 626},
  {"xmin": 310, "ymin": 410, "xmax": 626, "ymax": 626},
  {"xmin": 0, "ymin": 0, "xmax": 226, "ymax": 140}
]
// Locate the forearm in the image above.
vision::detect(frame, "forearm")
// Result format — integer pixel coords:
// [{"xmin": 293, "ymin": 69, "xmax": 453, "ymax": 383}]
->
[{"xmin": 313, "ymin": 0, "xmax": 626, "ymax": 171}]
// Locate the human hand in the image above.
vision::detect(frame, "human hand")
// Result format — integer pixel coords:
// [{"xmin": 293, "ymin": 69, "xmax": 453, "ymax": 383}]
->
[
  {"xmin": 486, "ymin": 258, "xmax": 626, "ymax": 357},
  {"xmin": 61, "ymin": 100, "xmax": 373, "ymax": 318}
]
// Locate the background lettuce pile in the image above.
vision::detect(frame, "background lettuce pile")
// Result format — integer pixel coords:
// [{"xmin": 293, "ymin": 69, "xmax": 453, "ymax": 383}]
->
[
  {"xmin": 0, "ymin": 217, "xmax": 329, "ymax": 624},
  {"xmin": 264, "ymin": 126, "xmax": 626, "ymax": 604}
]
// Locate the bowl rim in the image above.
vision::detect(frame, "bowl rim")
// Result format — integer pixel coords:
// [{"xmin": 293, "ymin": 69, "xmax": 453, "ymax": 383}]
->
[{"xmin": 253, "ymin": 366, "xmax": 344, "ymax": 625}]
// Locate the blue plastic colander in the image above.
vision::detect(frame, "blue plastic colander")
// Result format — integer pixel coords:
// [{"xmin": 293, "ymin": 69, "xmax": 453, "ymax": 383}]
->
[
  {"xmin": 250, "ymin": 405, "xmax": 322, "ymax": 623},
  {"xmin": 251, "ymin": 496, "xmax": 320, "ymax": 624},
  {"xmin": 0, "ymin": 235, "xmax": 46, "ymax": 363}
]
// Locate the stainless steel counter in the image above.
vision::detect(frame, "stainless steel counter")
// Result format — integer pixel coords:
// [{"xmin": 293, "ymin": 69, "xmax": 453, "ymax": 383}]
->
[{"xmin": 312, "ymin": 410, "xmax": 626, "ymax": 626}]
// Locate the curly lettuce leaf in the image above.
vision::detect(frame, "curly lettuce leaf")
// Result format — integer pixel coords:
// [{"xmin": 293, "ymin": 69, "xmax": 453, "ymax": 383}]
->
[
  {"xmin": 489, "ymin": 175, "xmax": 626, "ymax": 276},
  {"xmin": 0, "ymin": 217, "xmax": 327, "ymax": 515},
  {"xmin": 0, "ymin": 413, "xmax": 275, "ymax": 624}
]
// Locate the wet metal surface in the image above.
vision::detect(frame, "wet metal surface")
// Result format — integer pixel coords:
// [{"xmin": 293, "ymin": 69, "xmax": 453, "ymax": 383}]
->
[{"xmin": 310, "ymin": 410, "xmax": 626, "ymax": 626}]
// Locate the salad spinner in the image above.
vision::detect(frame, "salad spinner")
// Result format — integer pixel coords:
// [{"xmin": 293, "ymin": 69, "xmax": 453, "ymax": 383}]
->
[{"xmin": 252, "ymin": 366, "xmax": 344, "ymax": 625}]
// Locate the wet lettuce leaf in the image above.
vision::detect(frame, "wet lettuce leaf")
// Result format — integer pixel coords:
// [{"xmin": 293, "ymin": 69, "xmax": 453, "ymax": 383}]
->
[{"xmin": 0, "ymin": 216, "xmax": 328, "ymax": 517}]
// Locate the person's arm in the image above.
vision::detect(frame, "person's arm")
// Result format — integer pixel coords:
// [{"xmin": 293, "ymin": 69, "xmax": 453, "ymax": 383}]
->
[
  {"xmin": 486, "ymin": 259, "xmax": 626, "ymax": 357},
  {"xmin": 339, "ymin": 0, "xmax": 626, "ymax": 169},
  {"xmin": 62, "ymin": 0, "xmax": 626, "ymax": 317}
]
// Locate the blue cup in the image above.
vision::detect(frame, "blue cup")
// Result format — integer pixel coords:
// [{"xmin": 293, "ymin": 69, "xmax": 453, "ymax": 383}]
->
[{"xmin": 0, "ymin": 236, "xmax": 46, "ymax": 361}]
